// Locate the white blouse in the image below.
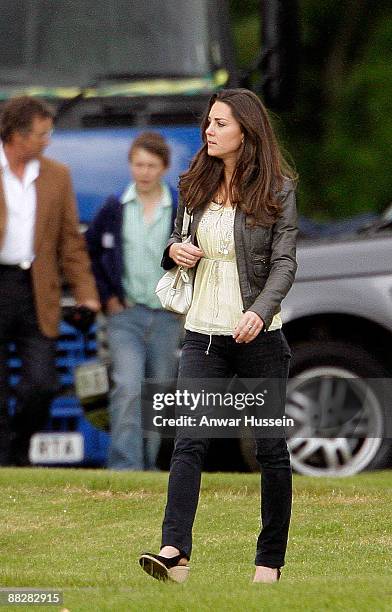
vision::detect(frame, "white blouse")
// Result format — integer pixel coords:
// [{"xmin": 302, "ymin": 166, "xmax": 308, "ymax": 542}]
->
[{"xmin": 185, "ymin": 203, "xmax": 282, "ymax": 335}]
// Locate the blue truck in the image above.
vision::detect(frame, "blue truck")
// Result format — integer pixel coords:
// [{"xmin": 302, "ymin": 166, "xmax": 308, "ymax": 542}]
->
[{"xmin": 1, "ymin": 0, "xmax": 299, "ymax": 468}]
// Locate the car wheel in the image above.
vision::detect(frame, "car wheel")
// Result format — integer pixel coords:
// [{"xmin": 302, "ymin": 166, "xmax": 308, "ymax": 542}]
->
[{"xmin": 286, "ymin": 341, "xmax": 392, "ymax": 476}]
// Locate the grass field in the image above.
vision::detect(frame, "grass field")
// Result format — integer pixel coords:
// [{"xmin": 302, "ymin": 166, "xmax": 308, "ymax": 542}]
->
[{"xmin": 0, "ymin": 468, "xmax": 391, "ymax": 611}]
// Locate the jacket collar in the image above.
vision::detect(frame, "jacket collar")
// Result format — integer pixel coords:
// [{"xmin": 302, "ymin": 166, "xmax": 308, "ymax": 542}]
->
[{"xmin": 34, "ymin": 160, "xmax": 52, "ymax": 254}]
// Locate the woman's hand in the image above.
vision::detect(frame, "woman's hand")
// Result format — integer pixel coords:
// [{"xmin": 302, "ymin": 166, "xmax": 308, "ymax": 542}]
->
[
  {"xmin": 169, "ymin": 242, "xmax": 204, "ymax": 268},
  {"xmin": 233, "ymin": 311, "xmax": 264, "ymax": 343}
]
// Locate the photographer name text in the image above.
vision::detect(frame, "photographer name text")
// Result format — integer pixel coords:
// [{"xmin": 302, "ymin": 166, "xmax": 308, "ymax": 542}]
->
[{"xmin": 152, "ymin": 415, "xmax": 294, "ymax": 428}]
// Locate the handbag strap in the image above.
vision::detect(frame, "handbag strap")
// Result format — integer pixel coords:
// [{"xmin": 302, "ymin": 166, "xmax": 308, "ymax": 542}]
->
[{"xmin": 180, "ymin": 208, "xmax": 192, "ymax": 242}]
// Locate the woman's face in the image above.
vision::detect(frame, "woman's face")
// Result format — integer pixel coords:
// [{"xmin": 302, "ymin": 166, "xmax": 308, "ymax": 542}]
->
[
  {"xmin": 205, "ymin": 101, "xmax": 243, "ymax": 163},
  {"xmin": 129, "ymin": 147, "xmax": 167, "ymax": 194}
]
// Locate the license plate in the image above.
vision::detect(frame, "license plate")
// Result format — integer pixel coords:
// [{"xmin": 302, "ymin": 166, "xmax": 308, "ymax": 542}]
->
[
  {"xmin": 74, "ymin": 361, "xmax": 109, "ymax": 400},
  {"xmin": 29, "ymin": 433, "xmax": 84, "ymax": 464}
]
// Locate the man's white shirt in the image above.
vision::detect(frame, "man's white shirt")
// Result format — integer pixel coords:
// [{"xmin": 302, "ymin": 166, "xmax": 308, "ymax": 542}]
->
[{"xmin": 0, "ymin": 143, "xmax": 40, "ymax": 265}]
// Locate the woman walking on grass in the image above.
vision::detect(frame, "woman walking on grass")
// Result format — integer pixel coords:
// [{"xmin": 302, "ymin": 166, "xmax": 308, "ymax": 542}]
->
[{"xmin": 139, "ymin": 88, "xmax": 298, "ymax": 584}]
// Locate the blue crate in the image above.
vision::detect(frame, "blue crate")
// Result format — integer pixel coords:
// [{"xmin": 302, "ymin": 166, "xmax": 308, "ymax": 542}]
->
[{"xmin": 7, "ymin": 322, "xmax": 110, "ymax": 466}]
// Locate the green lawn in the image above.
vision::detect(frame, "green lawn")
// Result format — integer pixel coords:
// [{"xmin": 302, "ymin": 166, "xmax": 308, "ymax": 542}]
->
[{"xmin": 0, "ymin": 468, "xmax": 391, "ymax": 611}]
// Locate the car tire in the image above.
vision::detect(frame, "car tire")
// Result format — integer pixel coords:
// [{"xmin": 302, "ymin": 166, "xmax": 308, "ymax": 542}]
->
[
  {"xmin": 286, "ymin": 340, "xmax": 392, "ymax": 476},
  {"xmin": 240, "ymin": 340, "xmax": 392, "ymax": 476}
]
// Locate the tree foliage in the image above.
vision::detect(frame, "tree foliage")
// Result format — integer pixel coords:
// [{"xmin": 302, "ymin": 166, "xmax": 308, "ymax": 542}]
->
[{"xmin": 229, "ymin": 0, "xmax": 392, "ymax": 219}]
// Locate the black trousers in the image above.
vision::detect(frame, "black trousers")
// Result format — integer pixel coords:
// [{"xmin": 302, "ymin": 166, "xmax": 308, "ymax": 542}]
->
[
  {"xmin": 0, "ymin": 265, "xmax": 58, "ymax": 465},
  {"xmin": 161, "ymin": 329, "xmax": 292, "ymax": 569}
]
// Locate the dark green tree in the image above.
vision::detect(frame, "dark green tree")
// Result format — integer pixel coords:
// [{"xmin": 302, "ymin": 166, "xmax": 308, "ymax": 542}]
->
[{"xmin": 230, "ymin": 0, "xmax": 392, "ymax": 219}]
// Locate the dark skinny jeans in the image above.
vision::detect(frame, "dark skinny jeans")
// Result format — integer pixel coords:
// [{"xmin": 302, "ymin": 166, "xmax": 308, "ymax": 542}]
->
[{"xmin": 161, "ymin": 329, "xmax": 292, "ymax": 568}]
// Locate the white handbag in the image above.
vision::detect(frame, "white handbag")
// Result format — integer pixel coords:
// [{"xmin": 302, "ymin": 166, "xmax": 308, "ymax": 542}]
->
[{"xmin": 155, "ymin": 209, "xmax": 194, "ymax": 314}]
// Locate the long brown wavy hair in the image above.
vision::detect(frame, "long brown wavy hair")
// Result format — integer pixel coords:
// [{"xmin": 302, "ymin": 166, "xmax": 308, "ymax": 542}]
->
[{"xmin": 180, "ymin": 88, "xmax": 297, "ymax": 226}]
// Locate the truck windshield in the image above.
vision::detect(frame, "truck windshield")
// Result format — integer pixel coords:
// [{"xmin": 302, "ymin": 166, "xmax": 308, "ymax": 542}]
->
[{"xmin": 0, "ymin": 0, "xmax": 215, "ymax": 88}]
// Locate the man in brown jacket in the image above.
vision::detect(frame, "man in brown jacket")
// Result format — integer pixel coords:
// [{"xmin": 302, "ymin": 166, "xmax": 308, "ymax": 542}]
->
[{"xmin": 0, "ymin": 96, "xmax": 100, "ymax": 465}]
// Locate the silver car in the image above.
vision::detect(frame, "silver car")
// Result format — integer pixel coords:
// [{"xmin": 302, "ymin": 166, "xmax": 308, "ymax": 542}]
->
[{"xmin": 281, "ymin": 209, "xmax": 392, "ymax": 476}]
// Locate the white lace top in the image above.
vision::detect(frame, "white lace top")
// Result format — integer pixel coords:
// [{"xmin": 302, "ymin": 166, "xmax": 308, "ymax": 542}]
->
[{"xmin": 185, "ymin": 203, "xmax": 282, "ymax": 335}]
